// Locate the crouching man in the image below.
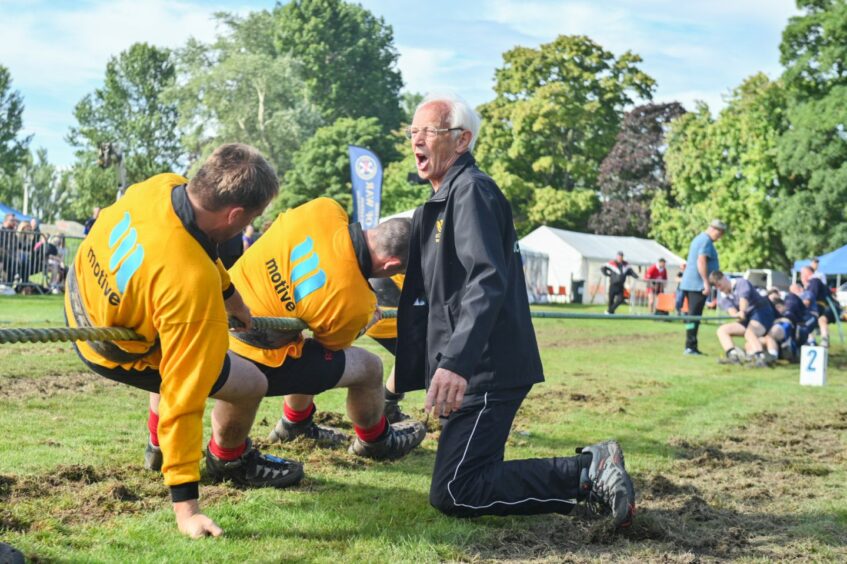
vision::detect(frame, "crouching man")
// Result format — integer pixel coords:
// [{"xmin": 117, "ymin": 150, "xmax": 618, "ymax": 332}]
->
[
  {"xmin": 711, "ymin": 271, "xmax": 776, "ymax": 367},
  {"xmin": 230, "ymin": 197, "xmax": 426, "ymax": 459},
  {"xmin": 396, "ymin": 93, "xmax": 635, "ymax": 528},
  {"xmin": 67, "ymin": 144, "xmax": 302, "ymax": 539}
]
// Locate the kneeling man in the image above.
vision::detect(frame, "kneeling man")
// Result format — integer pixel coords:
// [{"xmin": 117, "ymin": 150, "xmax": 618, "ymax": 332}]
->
[
  {"xmin": 711, "ymin": 271, "xmax": 775, "ymax": 367},
  {"xmin": 231, "ymin": 197, "xmax": 426, "ymax": 459}
]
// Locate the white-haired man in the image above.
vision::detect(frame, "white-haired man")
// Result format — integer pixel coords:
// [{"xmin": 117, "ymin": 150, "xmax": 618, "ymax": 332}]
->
[{"xmin": 395, "ymin": 93, "xmax": 635, "ymax": 528}]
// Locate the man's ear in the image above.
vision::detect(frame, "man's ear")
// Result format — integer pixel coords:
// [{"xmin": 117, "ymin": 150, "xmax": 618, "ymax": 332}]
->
[
  {"xmin": 226, "ymin": 206, "xmax": 246, "ymax": 226},
  {"xmin": 380, "ymin": 256, "xmax": 404, "ymax": 275},
  {"xmin": 456, "ymin": 130, "xmax": 473, "ymax": 153}
]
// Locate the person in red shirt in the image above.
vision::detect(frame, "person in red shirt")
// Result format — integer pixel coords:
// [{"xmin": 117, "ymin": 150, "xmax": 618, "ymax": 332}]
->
[{"xmin": 644, "ymin": 258, "xmax": 668, "ymax": 313}]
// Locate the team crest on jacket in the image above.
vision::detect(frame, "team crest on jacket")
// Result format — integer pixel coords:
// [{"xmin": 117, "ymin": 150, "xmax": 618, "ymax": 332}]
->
[{"xmin": 435, "ymin": 219, "xmax": 444, "ymax": 243}]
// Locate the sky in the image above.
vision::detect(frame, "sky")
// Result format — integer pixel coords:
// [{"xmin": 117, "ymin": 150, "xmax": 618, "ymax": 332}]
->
[{"xmin": 0, "ymin": 0, "xmax": 800, "ymax": 167}]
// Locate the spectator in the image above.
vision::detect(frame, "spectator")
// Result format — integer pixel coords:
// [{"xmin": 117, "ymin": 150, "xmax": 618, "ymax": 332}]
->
[
  {"xmin": 46, "ymin": 235, "xmax": 67, "ymax": 293},
  {"xmin": 15, "ymin": 222, "xmax": 36, "ymax": 287},
  {"xmin": 644, "ymin": 258, "xmax": 668, "ymax": 313},
  {"xmin": 83, "ymin": 207, "xmax": 100, "ymax": 236},
  {"xmin": 601, "ymin": 251, "xmax": 638, "ymax": 314},
  {"xmin": 809, "ymin": 257, "xmax": 827, "ymax": 283},
  {"xmin": 1, "ymin": 214, "xmax": 19, "ymax": 283},
  {"xmin": 679, "ymin": 220, "xmax": 726, "ymax": 355},
  {"xmin": 675, "ymin": 262, "xmax": 686, "ymax": 315},
  {"xmin": 242, "ymin": 224, "xmax": 256, "ymax": 252}
]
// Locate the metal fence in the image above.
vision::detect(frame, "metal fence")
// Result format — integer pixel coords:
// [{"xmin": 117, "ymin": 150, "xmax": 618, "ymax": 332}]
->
[{"xmin": 0, "ymin": 229, "xmax": 80, "ymax": 295}]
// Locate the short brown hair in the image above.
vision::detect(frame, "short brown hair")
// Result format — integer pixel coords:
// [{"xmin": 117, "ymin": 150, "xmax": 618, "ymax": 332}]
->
[
  {"xmin": 708, "ymin": 270, "xmax": 725, "ymax": 284},
  {"xmin": 370, "ymin": 218, "xmax": 412, "ymax": 269},
  {"xmin": 188, "ymin": 144, "xmax": 279, "ymax": 212}
]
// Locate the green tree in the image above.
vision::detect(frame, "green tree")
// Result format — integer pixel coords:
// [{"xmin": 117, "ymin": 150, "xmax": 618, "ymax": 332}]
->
[
  {"xmin": 67, "ymin": 43, "xmax": 182, "ymax": 216},
  {"xmin": 526, "ymin": 187, "xmax": 598, "ymax": 231},
  {"xmin": 653, "ymin": 74, "xmax": 790, "ymax": 270},
  {"xmin": 476, "ymin": 35, "xmax": 655, "ymax": 192},
  {"xmin": 775, "ymin": 0, "xmax": 847, "ymax": 258},
  {"xmin": 170, "ymin": 11, "xmax": 321, "ymax": 176},
  {"xmin": 274, "ymin": 0, "xmax": 404, "ymax": 131},
  {"xmin": 266, "ymin": 117, "xmax": 398, "ymax": 219},
  {"xmin": 0, "ymin": 65, "xmax": 31, "ymax": 180}
]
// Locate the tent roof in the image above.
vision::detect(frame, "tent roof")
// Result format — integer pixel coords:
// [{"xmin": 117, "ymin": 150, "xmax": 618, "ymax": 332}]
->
[
  {"xmin": 523, "ymin": 226, "xmax": 684, "ymax": 266},
  {"xmin": 0, "ymin": 203, "xmax": 32, "ymax": 223},
  {"xmin": 793, "ymin": 243, "xmax": 847, "ymax": 275}
]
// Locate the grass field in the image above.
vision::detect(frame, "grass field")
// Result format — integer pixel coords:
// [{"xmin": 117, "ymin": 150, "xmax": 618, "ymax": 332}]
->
[{"xmin": 1, "ymin": 295, "xmax": 846, "ymax": 562}]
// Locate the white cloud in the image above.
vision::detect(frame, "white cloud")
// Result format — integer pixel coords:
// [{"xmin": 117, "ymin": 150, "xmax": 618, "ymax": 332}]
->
[{"xmin": 0, "ymin": 0, "xmax": 250, "ymax": 90}]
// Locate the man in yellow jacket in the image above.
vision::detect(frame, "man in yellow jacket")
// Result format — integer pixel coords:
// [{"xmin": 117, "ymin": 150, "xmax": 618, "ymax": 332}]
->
[
  {"xmin": 65, "ymin": 144, "xmax": 300, "ymax": 539},
  {"xmin": 230, "ymin": 197, "xmax": 426, "ymax": 459}
]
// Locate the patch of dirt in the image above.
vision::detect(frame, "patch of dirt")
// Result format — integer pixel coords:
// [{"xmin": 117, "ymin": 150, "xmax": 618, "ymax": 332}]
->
[
  {"xmin": 0, "ymin": 463, "xmax": 248, "ymax": 532},
  {"xmin": 471, "ymin": 407, "xmax": 847, "ymax": 562},
  {"xmin": 0, "ymin": 372, "xmax": 119, "ymax": 399},
  {"xmin": 536, "ymin": 330, "xmax": 660, "ymax": 350},
  {"xmin": 313, "ymin": 410, "xmax": 353, "ymax": 430}
]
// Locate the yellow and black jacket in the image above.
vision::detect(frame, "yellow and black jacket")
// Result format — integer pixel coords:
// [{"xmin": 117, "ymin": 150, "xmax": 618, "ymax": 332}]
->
[
  {"xmin": 365, "ymin": 274, "xmax": 404, "ymax": 340},
  {"xmin": 229, "ymin": 198, "xmax": 377, "ymax": 366},
  {"xmin": 65, "ymin": 173, "xmax": 232, "ymax": 497}
]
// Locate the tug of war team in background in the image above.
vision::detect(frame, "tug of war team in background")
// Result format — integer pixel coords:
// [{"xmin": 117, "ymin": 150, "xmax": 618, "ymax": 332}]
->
[{"xmin": 600, "ymin": 219, "xmax": 843, "ymax": 367}]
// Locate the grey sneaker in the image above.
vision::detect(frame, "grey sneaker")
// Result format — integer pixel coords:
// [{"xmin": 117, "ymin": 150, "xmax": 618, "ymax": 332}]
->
[
  {"xmin": 267, "ymin": 416, "xmax": 348, "ymax": 448},
  {"xmin": 205, "ymin": 438, "xmax": 304, "ymax": 488},
  {"xmin": 578, "ymin": 440, "xmax": 636, "ymax": 528},
  {"xmin": 718, "ymin": 348, "xmax": 744, "ymax": 365},
  {"xmin": 144, "ymin": 442, "xmax": 163, "ymax": 472},
  {"xmin": 683, "ymin": 348, "xmax": 704, "ymax": 356},
  {"xmin": 0, "ymin": 542, "xmax": 25, "ymax": 564},
  {"xmin": 383, "ymin": 399, "xmax": 410, "ymax": 424},
  {"xmin": 821, "ymin": 336, "xmax": 830, "ymax": 348},
  {"xmin": 349, "ymin": 420, "xmax": 426, "ymax": 460}
]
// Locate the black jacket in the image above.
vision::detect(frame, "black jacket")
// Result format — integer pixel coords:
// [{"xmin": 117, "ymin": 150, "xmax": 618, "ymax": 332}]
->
[
  {"xmin": 395, "ymin": 153, "xmax": 544, "ymax": 394},
  {"xmin": 601, "ymin": 260, "xmax": 637, "ymax": 288}
]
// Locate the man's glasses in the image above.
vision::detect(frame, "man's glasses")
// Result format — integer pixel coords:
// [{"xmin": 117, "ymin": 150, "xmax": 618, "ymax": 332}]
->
[{"xmin": 404, "ymin": 126, "xmax": 463, "ymax": 139}]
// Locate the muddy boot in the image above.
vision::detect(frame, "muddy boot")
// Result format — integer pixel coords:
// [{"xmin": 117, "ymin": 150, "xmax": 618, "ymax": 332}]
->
[
  {"xmin": 205, "ymin": 438, "xmax": 303, "ymax": 488},
  {"xmin": 349, "ymin": 420, "xmax": 426, "ymax": 460},
  {"xmin": 267, "ymin": 415, "xmax": 348, "ymax": 448},
  {"xmin": 577, "ymin": 440, "xmax": 636, "ymax": 528},
  {"xmin": 144, "ymin": 441, "xmax": 163, "ymax": 472},
  {"xmin": 384, "ymin": 387, "xmax": 409, "ymax": 424}
]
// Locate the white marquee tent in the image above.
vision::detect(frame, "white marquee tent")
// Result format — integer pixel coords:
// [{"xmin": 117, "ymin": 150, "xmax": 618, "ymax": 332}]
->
[{"xmin": 519, "ymin": 226, "xmax": 685, "ymax": 304}]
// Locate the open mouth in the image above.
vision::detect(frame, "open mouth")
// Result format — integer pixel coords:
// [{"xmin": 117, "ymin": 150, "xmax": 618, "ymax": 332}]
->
[{"xmin": 415, "ymin": 153, "xmax": 429, "ymax": 170}]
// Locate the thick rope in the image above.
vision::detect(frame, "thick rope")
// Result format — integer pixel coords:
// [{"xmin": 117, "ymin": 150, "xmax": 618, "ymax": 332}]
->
[{"xmin": 0, "ymin": 308, "xmax": 735, "ymax": 345}]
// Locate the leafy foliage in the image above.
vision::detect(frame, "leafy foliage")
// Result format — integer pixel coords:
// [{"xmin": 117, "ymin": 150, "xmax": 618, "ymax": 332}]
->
[
  {"xmin": 775, "ymin": 0, "xmax": 847, "ymax": 259},
  {"xmin": 274, "ymin": 0, "xmax": 404, "ymax": 131},
  {"xmin": 1, "ymin": 148, "xmax": 71, "ymax": 222},
  {"xmin": 170, "ymin": 11, "xmax": 321, "ymax": 176},
  {"xmin": 589, "ymin": 102, "xmax": 686, "ymax": 236},
  {"xmin": 653, "ymin": 74, "xmax": 790, "ymax": 270},
  {"xmin": 0, "ymin": 65, "xmax": 31, "ymax": 181},
  {"xmin": 66, "ymin": 43, "xmax": 181, "ymax": 216},
  {"xmin": 266, "ymin": 117, "xmax": 398, "ymax": 219}
]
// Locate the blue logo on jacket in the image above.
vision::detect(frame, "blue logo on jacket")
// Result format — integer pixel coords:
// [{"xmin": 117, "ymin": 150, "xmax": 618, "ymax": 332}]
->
[
  {"xmin": 108, "ymin": 212, "xmax": 144, "ymax": 293},
  {"xmin": 290, "ymin": 236, "xmax": 326, "ymax": 302}
]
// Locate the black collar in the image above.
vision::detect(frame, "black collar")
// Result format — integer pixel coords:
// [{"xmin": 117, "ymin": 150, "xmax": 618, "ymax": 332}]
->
[
  {"xmin": 348, "ymin": 223, "xmax": 372, "ymax": 278},
  {"xmin": 171, "ymin": 184, "xmax": 219, "ymax": 260},
  {"xmin": 429, "ymin": 152, "xmax": 475, "ymax": 202}
]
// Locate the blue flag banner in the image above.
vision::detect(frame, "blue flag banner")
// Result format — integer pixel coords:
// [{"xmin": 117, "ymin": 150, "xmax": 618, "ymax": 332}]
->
[{"xmin": 349, "ymin": 145, "xmax": 383, "ymax": 229}]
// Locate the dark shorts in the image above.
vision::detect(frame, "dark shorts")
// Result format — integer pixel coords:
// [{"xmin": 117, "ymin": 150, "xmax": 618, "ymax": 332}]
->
[
  {"xmin": 773, "ymin": 320, "xmax": 794, "ymax": 342},
  {"xmin": 73, "ymin": 343, "xmax": 231, "ymax": 395},
  {"xmin": 809, "ymin": 302, "xmax": 839, "ymax": 323},
  {"xmin": 249, "ymin": 339, "xmax": 346, "ymax": 397},
  {"xmin": 371, "ymin": 337, "xmax": 397, "ymax": 355},
  {"xmin": 744, "ymin": 305, "xmax": 775, "ymax": 333}
]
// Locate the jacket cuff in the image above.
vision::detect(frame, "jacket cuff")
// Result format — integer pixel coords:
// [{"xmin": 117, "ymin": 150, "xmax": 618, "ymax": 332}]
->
[
  {"xmin": 170, "ymin": 482, "xmax": 200, "ymax": 503},
  {"xmin": 436, "ymin": 356, "xmax": 470, "ymax": 381},
  {"xmin": 222, "ymin": 284, "xmax": 235, "ymax": 300}
]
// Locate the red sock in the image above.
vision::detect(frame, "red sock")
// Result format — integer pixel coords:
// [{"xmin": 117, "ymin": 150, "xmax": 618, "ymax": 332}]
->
[
  {"xmin": 147, "ymin": 409, "xmax": 159, "ymax": 447},
  {"xmin": 284, "ymin": 402, "xmax": 315, "ymax": 423},
  {"xmin": 355, "ymin": 416, "xmax": 388, "ymax": 443},
  {"xmin": 208, "ymin": 436, "xmax": 248, "ymax": 461}
]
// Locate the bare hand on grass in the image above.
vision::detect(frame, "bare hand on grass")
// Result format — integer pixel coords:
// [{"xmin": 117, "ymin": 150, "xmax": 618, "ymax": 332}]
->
[{"xmin": 174, "ymin": 500, "xmax": 223, "ymax": 539}]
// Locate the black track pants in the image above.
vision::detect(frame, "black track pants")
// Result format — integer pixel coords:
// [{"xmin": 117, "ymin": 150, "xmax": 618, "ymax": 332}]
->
[
  {"xmin": 429, "ymin": 386, "xmax": 589, "ymax": 517},
  {"xmin": 684, "ymin": 290, "xmax": 708, "ymax": 351}
]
